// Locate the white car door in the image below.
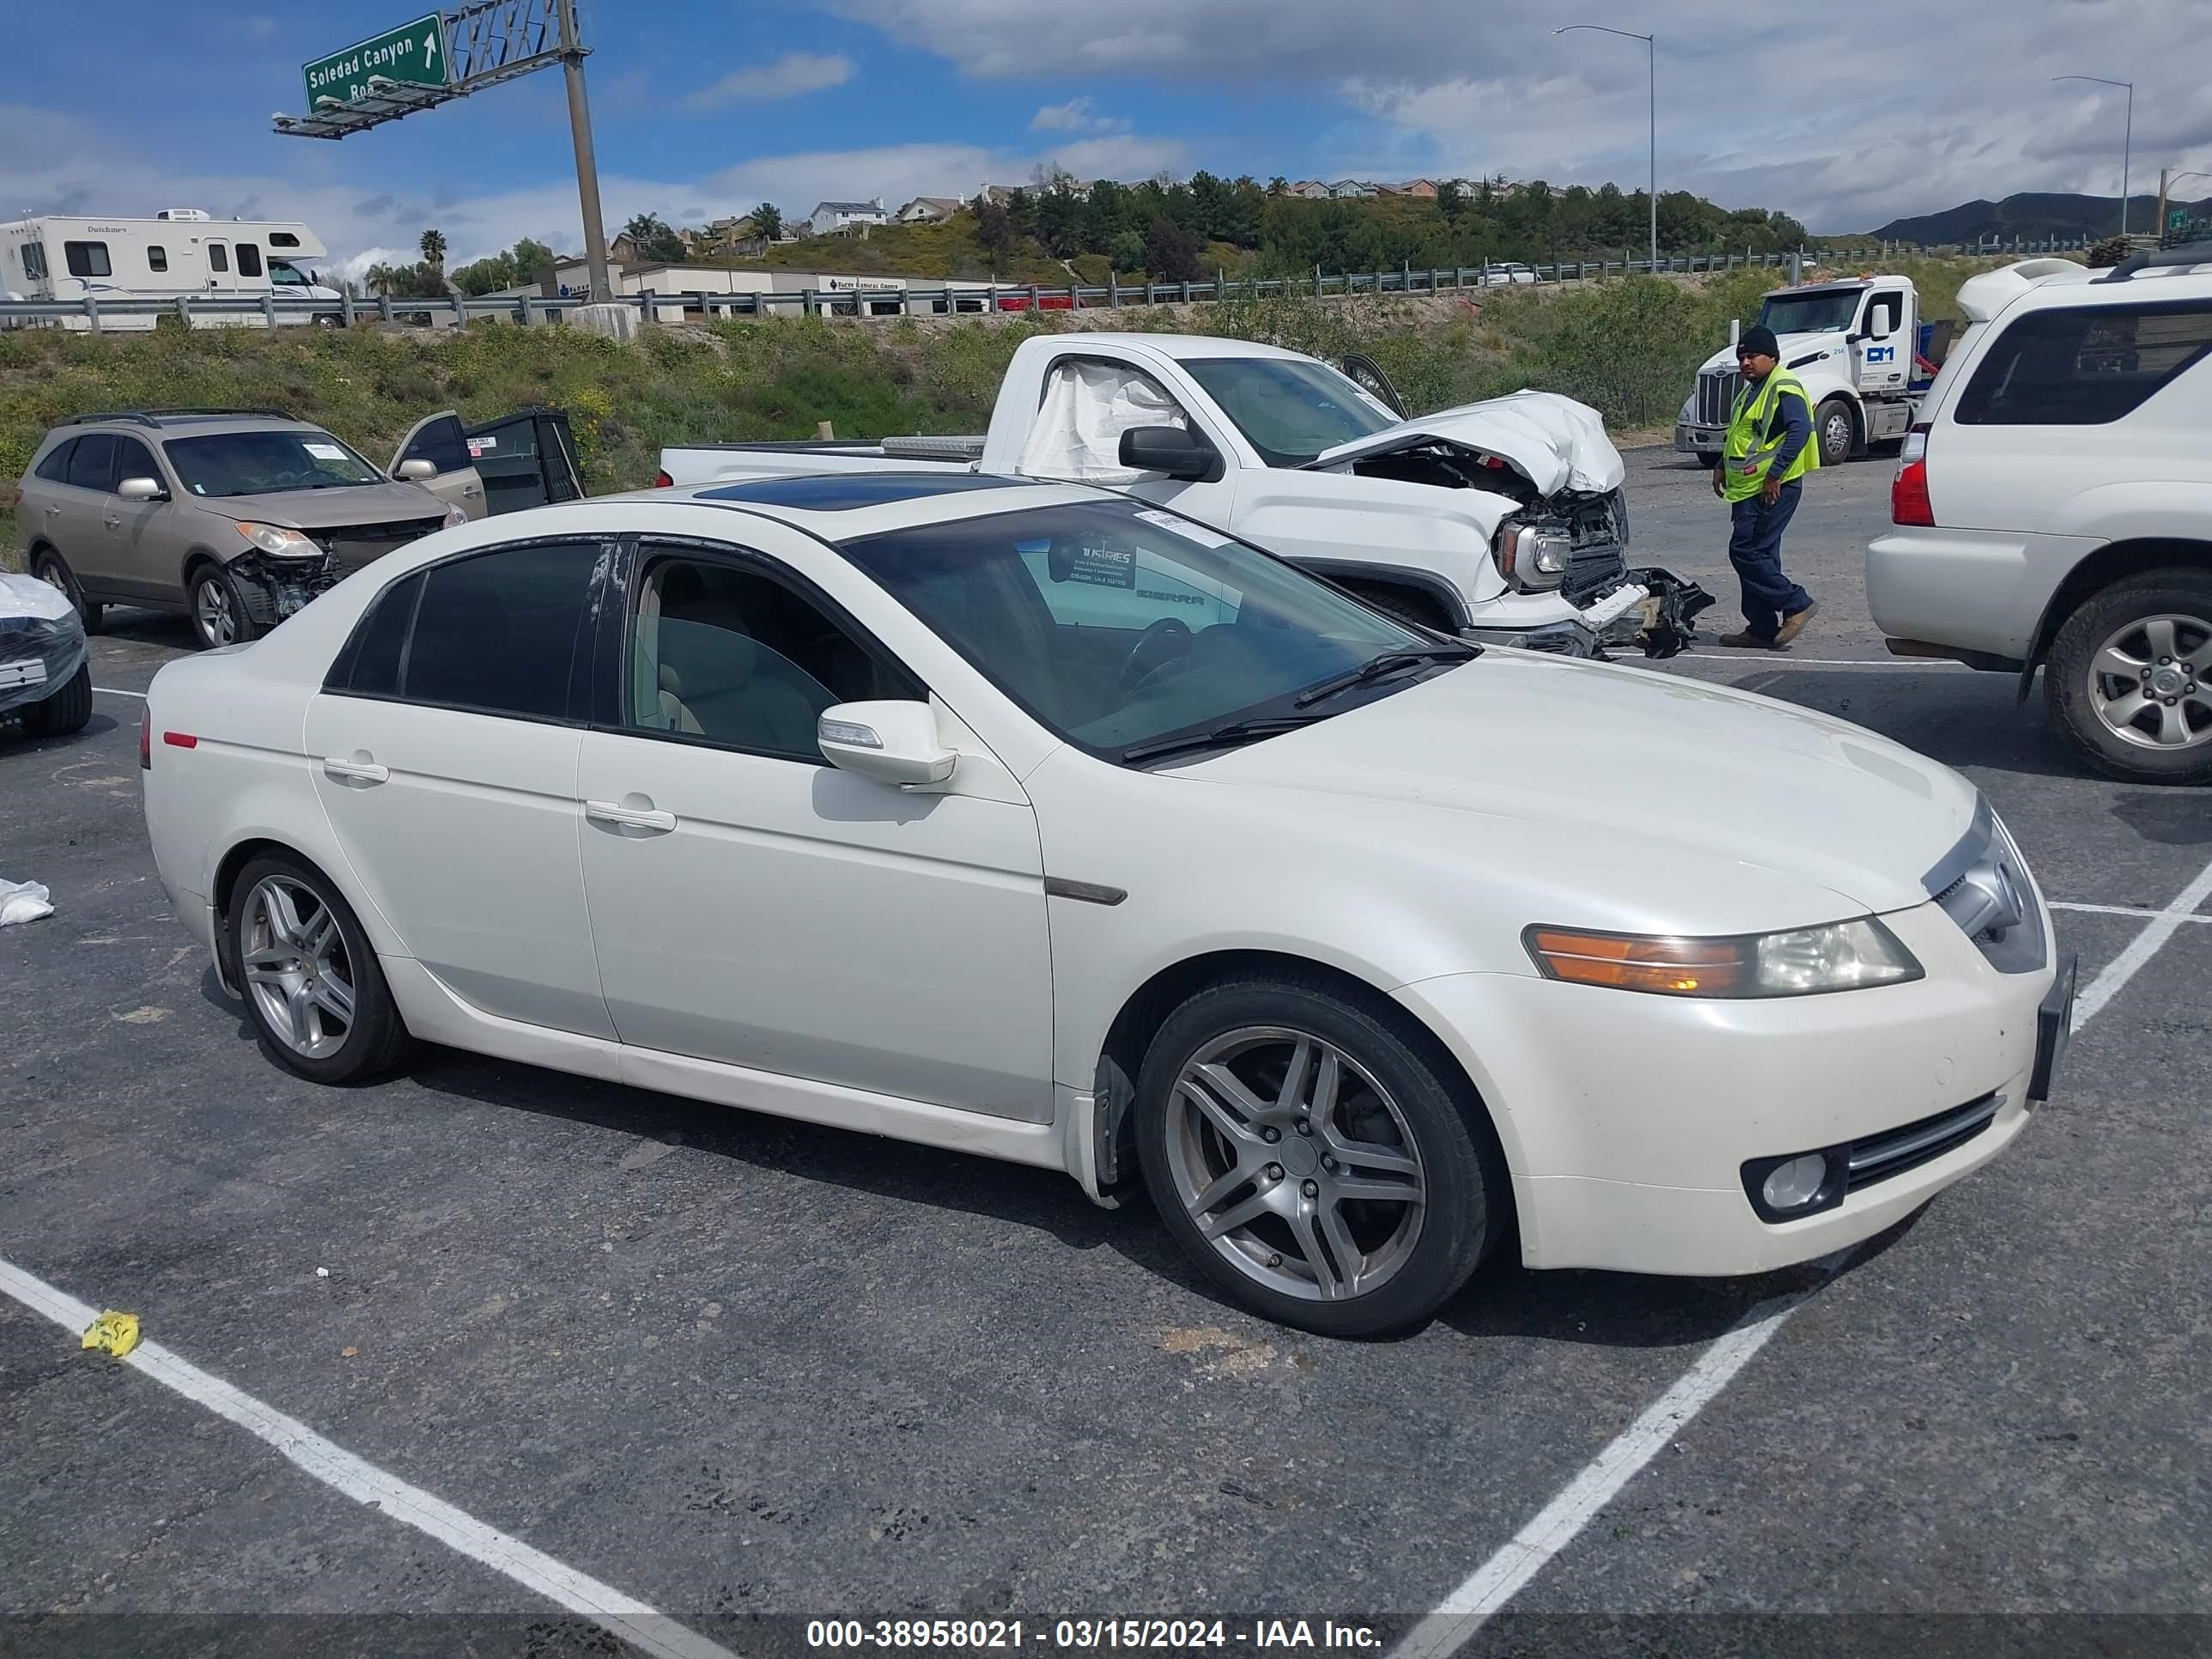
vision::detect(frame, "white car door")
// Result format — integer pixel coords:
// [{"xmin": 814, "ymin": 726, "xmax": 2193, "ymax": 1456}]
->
[
  {"xmin": 305, "ymin": 537, "xmax": 613, "ymax": 1038},
  {"xmin": 390, "ymin": 410, "xmax": 489, "ymax": 520},
  {"xmin": 575, "ymin": 538, "xmax": 1055, "ymax": 1121}
]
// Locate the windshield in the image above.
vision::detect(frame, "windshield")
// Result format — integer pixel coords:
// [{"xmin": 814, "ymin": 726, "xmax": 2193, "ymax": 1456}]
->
[
  {"xmin": 1181, "ymin": 357, "xmax": 1399, "ymax": 466},
  {"xmin": 163, "ymin": 430, "xmax": 382, "ymax": 497},
  {"xmin": 840, "ymin": 500, "xmax": 1443, "ymax": 761},
  {"xmin": 1756, "ymin": 288, "xmax": 1864, "ymax": 336}
]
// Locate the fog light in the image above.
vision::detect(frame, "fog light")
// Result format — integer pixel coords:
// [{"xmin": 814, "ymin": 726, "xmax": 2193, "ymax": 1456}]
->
[{"xmin": 1761, "ymin": 1153, "xmax": 1830, "ymax": 1211}]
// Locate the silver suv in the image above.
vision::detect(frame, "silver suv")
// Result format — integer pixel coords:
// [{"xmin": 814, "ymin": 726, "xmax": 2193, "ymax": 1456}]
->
[{"xmin": 15, "ymin": 409, "xmax": 472, "ymax": 650}]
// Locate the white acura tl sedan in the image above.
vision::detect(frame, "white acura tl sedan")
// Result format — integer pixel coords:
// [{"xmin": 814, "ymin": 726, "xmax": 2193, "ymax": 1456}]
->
[{"xmin": 142, "ymin": 476, "xmax": 2075, "ymax": 1336}]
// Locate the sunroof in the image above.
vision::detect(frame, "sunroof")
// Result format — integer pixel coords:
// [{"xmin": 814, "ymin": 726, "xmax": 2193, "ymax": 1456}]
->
[{"xmin": 698, "ymin": 472, "xmax": 1031, "ymax": 511}]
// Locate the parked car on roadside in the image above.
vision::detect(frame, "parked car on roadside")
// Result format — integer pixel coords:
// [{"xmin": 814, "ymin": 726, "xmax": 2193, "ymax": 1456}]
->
[
  {"xmin": 143, "ymin": 477, "xmax": 2072, "ymax": 1337},
  {"xmin": 1869, "ymin": 248, "xmax": 2212, "ymax": 783},
  {"xmin": 16, "ymin": 406, "xmax": 584, "ymax": 650},
  {"xmin": 1476, "ymin": 263, "xmax": 1539, "ymax": 286}
]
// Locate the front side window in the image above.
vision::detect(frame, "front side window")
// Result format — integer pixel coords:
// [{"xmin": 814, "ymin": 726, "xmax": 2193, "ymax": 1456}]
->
[
  {"xmin": 236, "ymin": 243, "xmax": 264, "ymax": 278},
  {"xmin": 148, "ymin": 245, "xmax": 169, "ymax": 273},
  {"xmin": 163, "ymin": 429, "xmax": 380, "ymax": 497},
  {"xmin": 64, "ymin": 241, "xmax": 112, "ymax": 278},
  {"xmin": 110, "ymin": 438, "xmax": 162, "ymax": 492},
  {"xmin": 1756, "ymin": 288, "xmax": 1861, "ymax": 335},
  {"xmin": 1181, "ymin": 357, "xmax": 1398, "ymax": 466},
  {"xmin": 625, "ymin": 555, "xmax": 920, "ymax": 761},
  {"xmin": 1955, "ymin": 300, "xmax": 2212, "ymax": 425},
  {"xmin": 398, "ymin": 414, "xmax": 471, "ymax": 477},
  {"xmin": 1864, "ymin": 293, "xmax": 1904, "ymax": 337},
  {"xmin": 842, "ymin": 500, "xmax": 1436, "ymax": 759},
  {"xmin": 269, "ymin": 261, "xmax": 308, "ymax": 288},
  {"xmin": 208, "ymin": 244, "xmax": 230, "ymax": 273},
  {"xmin": 337, "ymin": 543, "xmax": 599, "ymax": 720}
]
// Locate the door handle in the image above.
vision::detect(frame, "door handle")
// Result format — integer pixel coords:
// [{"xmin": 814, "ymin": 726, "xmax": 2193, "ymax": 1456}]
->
[
  {"xmin": 585, "ymin": 799, "xmax": 677, "ymax": 833},
  {"xmin": 45, "ymin": 505, "xmax": 62, "ymax": 516},
  {"xmin": 462, "ymin": 483, "xmax": 483, "ymax": 497},
  {"xmin": 322, "ymin": 756, "xmax": 390, "ymax": 783},
  {"xmin": 103, "ymin": 516, "xmax": 121, "ymax": 529}
]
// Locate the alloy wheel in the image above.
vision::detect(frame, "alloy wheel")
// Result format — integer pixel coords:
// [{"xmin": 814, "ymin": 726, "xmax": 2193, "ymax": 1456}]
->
[
  {"xmin": 240, "ymin": 875, "xmax": 356, "ymax": 1060},
  {"xmin": 194, "ymin": 574, "xmax": 237, "ymax": 647},
  {"xmin": 1164, "ymin": 1026, "xmax": 1427, "ymax": 1303},
  {"xmin": 2087, "ymin": 613, "xmax": 2212, "ymax": 750}
]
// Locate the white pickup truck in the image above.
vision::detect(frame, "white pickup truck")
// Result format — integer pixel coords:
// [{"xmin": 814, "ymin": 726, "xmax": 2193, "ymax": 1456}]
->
[{"xmin": 657, "ymin": 333, "xmax": 1711, "ymax": 658}]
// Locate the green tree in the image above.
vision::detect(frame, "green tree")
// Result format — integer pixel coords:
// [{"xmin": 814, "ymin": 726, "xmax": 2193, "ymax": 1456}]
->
[
  {"xmin": 1144, "ymin": 216, "xmax": 1204, "ymax": 283},
  {"xmin": 419, "ymin": 228, "xmax": 447, "ymax": 267},
  {"xmin": 751, "ymin": 203, "xmax": 782, "ymax": 241},
  {"xmin": 621, "ymin": 213, "xmax": 686, "ymax": 261}
]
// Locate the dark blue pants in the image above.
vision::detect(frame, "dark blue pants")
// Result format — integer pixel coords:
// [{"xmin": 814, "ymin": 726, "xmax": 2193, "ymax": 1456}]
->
[{"xmin": 1728, "ymin": 483, "xmax": 1812, "ymax": 641}]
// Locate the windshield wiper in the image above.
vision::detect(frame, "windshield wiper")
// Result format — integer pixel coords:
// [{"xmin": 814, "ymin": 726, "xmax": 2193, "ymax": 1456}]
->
[
  {"xmin": 1292, "ymin": 645, "xmax": 1479, "ymax": 708},
  {"xmin": 1121, "ymin": 714, "xmax": 1327, "ymax": 766}
]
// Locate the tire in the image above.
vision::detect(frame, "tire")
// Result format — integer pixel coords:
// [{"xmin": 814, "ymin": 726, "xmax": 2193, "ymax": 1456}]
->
[
  {"xmin": 2046, "ymin": 568, "xmax": 2212, "ymax": 784},
  {"xmin": 188, "ymin": 562, "xmax": 261, "ymax": 651},
  {"xmin": 1133, "ymin": 972, "xmax": 1499, "ymax": 1338},
  {"xmin": 228, "ymin": 852, "xmax": 414, "ymax": 1084},
  {"xmin": 1815, "ymin": 397, "xmax": 1856, "ymax": 467},
  {"xmin": 30, "ymin": 547, "xmax": 102, "ymax": 634},
  {"xmin": 1694, "ymin": 450, "xmax": 1722, "ymax": 469},
  {"xmin": 19, "ymin": 662, "xmax": 92, "ymax": 738}
]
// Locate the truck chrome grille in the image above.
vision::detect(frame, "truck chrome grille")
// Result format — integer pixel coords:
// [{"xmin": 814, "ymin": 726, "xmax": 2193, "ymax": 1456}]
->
[{"xmin": 1695, "ymin": 368, "xmax": 1741, "ymax": 429}]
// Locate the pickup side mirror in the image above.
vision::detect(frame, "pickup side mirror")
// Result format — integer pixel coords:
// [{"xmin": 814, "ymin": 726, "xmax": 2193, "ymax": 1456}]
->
[
  {"xmin": 117, "ymin": 476, "xmax": 166, "ymax": 502},
  {"xmin": 1119, "ymin": 425, "xmax": 1222, "ymax": 483},
  {"xmin": 396, "ymin": 459, "xmax": 439, "ymax": 482},
  {"xmin": 817, "ymin": 700, "xmax": 957, "ymax": 789}
]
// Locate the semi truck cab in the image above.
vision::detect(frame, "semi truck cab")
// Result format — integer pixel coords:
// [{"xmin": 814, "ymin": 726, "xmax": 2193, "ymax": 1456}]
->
[{"xmin": 1676, "ymin": 276, "xmax": 1939, "ymax": 468}]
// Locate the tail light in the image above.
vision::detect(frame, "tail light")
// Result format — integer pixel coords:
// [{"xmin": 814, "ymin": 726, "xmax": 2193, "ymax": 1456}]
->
[
  {"xmin": 1891, "ymin": 422, "xmax": 1934, "ymax": 527},
  {"xmin": 652, "ymin": 470, "xmax": 673, "ymax": 489},
  {"xmin": 139, "ymin": 704, "xmax": 151, "ymax": 770}
]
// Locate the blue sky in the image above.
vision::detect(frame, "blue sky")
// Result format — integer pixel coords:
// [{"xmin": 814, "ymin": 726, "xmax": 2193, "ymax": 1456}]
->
[{"xmin": 8, "ymin": 0, "xmax": 2210, "ymax": 276}]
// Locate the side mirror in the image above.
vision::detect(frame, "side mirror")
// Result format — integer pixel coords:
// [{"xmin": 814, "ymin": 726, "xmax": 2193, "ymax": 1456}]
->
[
  {"xmin": 1118, "ymin": 425, "xmax": 1220, "ymax": 482},
  {"xmin": 117, "ymin": 476, "xmax": 166, "ymax": 501},
  {"xmin": 396, "ymin": 459, "xmax": 438, "ymax": 482},
  {"xmin": 817, "ymin": 700, "xmax": 957, "ymax": 789}
]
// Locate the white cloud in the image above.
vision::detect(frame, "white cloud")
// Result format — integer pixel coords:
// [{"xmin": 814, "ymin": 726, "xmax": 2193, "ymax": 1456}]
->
[
  {"xmin": 1031, "ymin": 98, "xmax": 1093, "ymax": 131},
  {"xmin": 679, "ymin": 52, "xmax": 854, "ymax": 112}
]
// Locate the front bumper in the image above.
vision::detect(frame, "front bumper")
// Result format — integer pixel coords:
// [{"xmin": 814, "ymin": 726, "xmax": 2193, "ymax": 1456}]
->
[
  {"xmin": 1463, "ymin": 568, "xmax": 1716, "ymax": 661},
  {"xmin": 227, "ymin": 551, "xmax": 342, "ymax": 630},
  {"xmin": 1394, "ymin": 897, "xmax": 2059, "ymax": 1277},
  {"xmin": 1675, "ymin": 421, "xmax": 1725, "ymax": 456}
]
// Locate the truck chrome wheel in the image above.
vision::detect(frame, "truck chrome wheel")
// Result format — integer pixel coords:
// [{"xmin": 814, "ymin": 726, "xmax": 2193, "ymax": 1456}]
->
[
  {"xmin": 1164, "ymin": 1026, "xmax": 1427, "ymax": 1304},
  {"xmin": 2087, "ymin": 613, "xmax": 2212, "ymax": 750},
  {"xmin": 240, "ymin": 875, "xmax": 356, "ymax": 1060}
]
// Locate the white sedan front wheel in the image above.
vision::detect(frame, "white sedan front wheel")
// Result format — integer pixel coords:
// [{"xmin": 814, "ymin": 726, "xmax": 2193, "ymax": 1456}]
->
[{"xmin": 229, "ymin": 853, "xmax": 413, "ymax": 1083}]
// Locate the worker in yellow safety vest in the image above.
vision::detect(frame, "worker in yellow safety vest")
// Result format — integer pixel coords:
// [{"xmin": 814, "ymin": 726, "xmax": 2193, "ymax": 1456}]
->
[{"xmin": 1712, "ymin": 325, "xmax": 1820, "ymax": 648}]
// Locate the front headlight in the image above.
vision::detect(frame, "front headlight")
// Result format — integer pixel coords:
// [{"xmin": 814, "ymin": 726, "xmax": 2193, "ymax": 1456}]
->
[
  {"xmin": 441, "ymin": 504, "xmax": 468, "ymax": 529},
  {"xmin": 1525, "ymin": 918, "xmax": 1923, "ymax": 998},
  {"xmin": 1494, "ymin": 520, "xmax": 1571, "ymax": 590},
  {"xmin": 232, "ymin": 522, "xmax": 322, "ymax": 559}
]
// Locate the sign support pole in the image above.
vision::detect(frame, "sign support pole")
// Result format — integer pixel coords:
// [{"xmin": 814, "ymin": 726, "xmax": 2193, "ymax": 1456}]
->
[{"xmin": 556, "ymin": 0, "xmax": 611, "ymax": 302}]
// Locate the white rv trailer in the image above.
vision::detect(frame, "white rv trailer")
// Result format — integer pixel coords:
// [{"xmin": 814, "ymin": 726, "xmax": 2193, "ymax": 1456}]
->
[{"xmin": 0, "ymin": 210, "xmax": 342, "ymax": 329}]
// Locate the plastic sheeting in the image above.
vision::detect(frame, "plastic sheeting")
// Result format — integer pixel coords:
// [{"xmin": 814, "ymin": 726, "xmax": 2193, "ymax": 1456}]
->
[
  {"xmin": 1312, "ymin": 389, "xmax": 1626, "ymax": 496},
  {"xmin": 0, "ymin": 573, "xmax": 87, "ymax": 718},
  {"xmin": 1016, "ymin": 359, "xmax": 1192, "ymax": 484}
]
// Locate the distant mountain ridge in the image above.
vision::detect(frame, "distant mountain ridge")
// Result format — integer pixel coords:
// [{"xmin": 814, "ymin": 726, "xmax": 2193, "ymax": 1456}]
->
[{"xmin": 1869, "ymin": 191, "xmax": 2209, "ymax": 244}]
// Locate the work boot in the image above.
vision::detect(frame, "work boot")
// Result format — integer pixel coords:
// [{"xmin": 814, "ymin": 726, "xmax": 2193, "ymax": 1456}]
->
[
  {"xmin": 1717, "ymin": 630, "xmax": 1783, "ymax": 649},
  {"xmin": 1774, "ymin": 599, "xmax": 1820, "ymax": 647}
]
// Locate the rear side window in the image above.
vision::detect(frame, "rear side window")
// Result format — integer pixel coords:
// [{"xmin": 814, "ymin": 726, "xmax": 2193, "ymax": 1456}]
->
[
  {"xmin": 208, "ymin": 245, "xmax": 229, "ymax": 273},
  {"xmin": 333, "ymin": 543, "xmax": 599, "ymax": 720},
  {"xmin": 1956, "ymin": 300, "xmax": 2212, "ymax": 425},
  {"xmin": 148, "ymin": 245, "xmax": 168, "ymax": 272},
  {"xmin": 237, "ymin": 243, "xmax": 264, "ymax": 278},
  {"xmin": 65, "ymin": 433, "xmax": 118, "ymax": 491},
  {"xmin": 33, "ymin": 439, "xmax": 76, "ymax": 483},
  {"xmin": 64, "ymin": 241, "xmax": 112, "ymax": 278}
]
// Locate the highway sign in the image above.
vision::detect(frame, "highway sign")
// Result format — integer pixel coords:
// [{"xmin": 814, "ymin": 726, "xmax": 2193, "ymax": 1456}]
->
[{"xmin": 303, "ymin": 15, "xmax": 450, "ymax": 111}]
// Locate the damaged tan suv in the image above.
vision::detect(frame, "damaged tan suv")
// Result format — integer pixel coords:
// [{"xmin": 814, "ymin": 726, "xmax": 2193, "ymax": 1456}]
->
[{"xmin": 16, "ymin": 409, "xmax": 487, "ymax": 649}]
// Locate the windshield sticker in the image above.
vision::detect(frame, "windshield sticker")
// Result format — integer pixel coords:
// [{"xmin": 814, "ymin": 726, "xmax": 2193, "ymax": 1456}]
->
[
  {"xmin": 1063, "ymin": 545, "xmax": 1137, "ymax": 589},
  {"xmin": 467, "ymin": 436, "xmax": 496, "ymax": 456},
  {"xmin": 303, "ymin": 442, "xmax": 349, "ymax": 461},
  {"xmin": 1133, "ymin": 508, "xmax": 1236, "ymax": 547}
]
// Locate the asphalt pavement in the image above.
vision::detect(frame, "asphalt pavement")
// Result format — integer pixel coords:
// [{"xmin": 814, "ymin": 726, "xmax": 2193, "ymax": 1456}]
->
[{"xmin": 2, "ymin": 447, "xmax": 2206, "ymax": 1659}]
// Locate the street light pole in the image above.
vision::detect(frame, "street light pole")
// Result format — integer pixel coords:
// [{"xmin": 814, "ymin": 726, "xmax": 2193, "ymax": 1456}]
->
[
  {"xmin": 2053, "ymin": 75, "xmax": 2135, "ymax": 239},
  {"xmin": 1558, "ymin": 24, "xmax": 1657, "ymax": 272},
  {"xmin": 556, "ymin": 0, "xmax": 611, "ymax": 301}
]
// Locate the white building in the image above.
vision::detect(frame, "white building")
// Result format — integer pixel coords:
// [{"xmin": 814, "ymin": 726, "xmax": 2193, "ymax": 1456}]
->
[
  {"xmin": 896, "ymin": 197, "xmax": 963, "ymax": 226},
  {"xmin": 806, "ymin": 199, "xmax": 889, "ymax": 237}
]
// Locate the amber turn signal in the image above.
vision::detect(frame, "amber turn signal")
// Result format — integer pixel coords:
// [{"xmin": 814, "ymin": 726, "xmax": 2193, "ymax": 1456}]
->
[{"xmin": 1525, "ymin": 927, "xmax": 1748, "ymax": 996}]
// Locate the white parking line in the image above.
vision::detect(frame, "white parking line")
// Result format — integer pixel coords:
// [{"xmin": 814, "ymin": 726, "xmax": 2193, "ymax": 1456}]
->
[
  {"xmin": 2051, "ymin": 900, "xmax": 2212, "ymax": 926},
  {"xmin": 1668, "ymin": 653, "xmax": 1970, "ymax": 670},
  {"xmin": 0, "ymin": 1257, "xmax": 736, "ymax": 1659},
  {"xmin": 93, "ymin": 685, "xmax": 147, "ymax": 699},
  {"xmin": 1391, "ymin": 849, "xmax": 2212, "ymax": 1659}
]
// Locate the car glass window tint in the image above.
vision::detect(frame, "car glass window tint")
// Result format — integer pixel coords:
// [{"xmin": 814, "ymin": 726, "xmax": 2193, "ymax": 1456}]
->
[
  {"xmin": 111, "ymin": 438, "xmax": 160, "ymax": 490},
  {"xmin": 64, "ymin": 241, "xmax": 112, "ymax": 278},
  {"xmin": 337, "ymin": 570, "xmax": 425, "ymax": 696},
  {"xmin": 1957, "ymin": 300, "xmax": 2212, "ymax": 425},
  {"xmin": 627, "ymin": 555, "xmax": 918, "ymax": 760},
  {"xmin": 236, "ymin": 243, "xmax": 264, "ymax": 278},
  {"xmin": 208, "ymin": 244, "xmax": 229, "ymax": 273},
  {"xmin": 400, "ymin": 542, "xmax": 599, "ymax": 719},
  {"xmin": 400, "ymin": 415, "xmax": 471, "ymax": 477},
  {"xmin": 148, "ymin": 245, "xmax": 168, "ymax": 273},
  {"xmin": 65, "ymin": 433, "xmax": 118, "ymax": 492},
  {"xmin": 33, "ymin": 439, "xmax": 76, "ymax": 483}
]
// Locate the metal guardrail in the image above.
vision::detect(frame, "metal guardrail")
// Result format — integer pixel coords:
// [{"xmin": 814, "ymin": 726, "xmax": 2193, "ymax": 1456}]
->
[{"xmin": 0, "ymin": 239, "xmax": 2099, "ymax": 331}]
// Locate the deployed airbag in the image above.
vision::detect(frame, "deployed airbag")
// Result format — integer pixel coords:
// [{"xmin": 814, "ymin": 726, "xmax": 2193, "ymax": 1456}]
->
[
  {"xmin": 0, "ymin": 573, "xmax": 88, "ymax": 718},
  {"xmin": 1017, "ymin": 360, "xmax": 1192, "ymax": 483}
]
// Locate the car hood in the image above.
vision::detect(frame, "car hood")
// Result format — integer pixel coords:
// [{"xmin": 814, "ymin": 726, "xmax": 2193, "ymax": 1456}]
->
[
  {"xmin": 1181, "ymin": 652, "xmax": 1977, "ymax": 918},
  {"xmin": 198, "ymin": 481, "xmax": 449, "ymax": 528},
  {"xmin": 1310, "ymin": 390, "xmax": 1625, "ymax": 496}
]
